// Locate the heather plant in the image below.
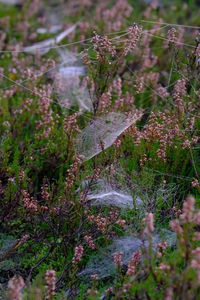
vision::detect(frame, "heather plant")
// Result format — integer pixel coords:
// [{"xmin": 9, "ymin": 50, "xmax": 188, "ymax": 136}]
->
[
  {"xmin": 0, "ymin": 0, "xmax": 200, "ymax": 299},
  {"xmin": 68, "ymin": 196, "xmax": 200, "ymax": 300}
]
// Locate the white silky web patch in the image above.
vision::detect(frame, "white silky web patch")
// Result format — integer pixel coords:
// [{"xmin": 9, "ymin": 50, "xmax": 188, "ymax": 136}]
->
[
  {"xmin": 53, "ymin": 50, "xmax": 93, "ymax": 111},
  {"xmin": 0, "ymin": 0, "xmax": 21, "ymax": 4},
  {"xmin": 75, "ymin": 112, "xmax": 142, "ymax": 161},
  {"xmin": 23, "ymin": 25, "xmax": 77, "ymax": 55},
  {"xmin": 86, "ymin": 178, "xmax": 134, "ymax": 209},
  {"xmin": 36, "ymin": 2, "xmax": 64, "ymax": 34},
  {"xmin": 80, "ymin": 163, "xmax": 145, "ymax": 209},
  {"xmin": 79, "ymin": 229, "xmax": 176, "ymax": 279}
]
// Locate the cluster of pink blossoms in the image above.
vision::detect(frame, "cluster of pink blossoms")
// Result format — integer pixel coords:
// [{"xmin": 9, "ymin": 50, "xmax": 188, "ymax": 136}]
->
[
  {"xmin": 126, "ymin": 250, "xmax": 141, "ymax": 276},
  {"xmin": 63, "ymin": 112, "xmax": 79, "ymax": 132},
  {"xmin": 45, "ymin": 270, "xmax": 56, "ymax": 299},
  {"xmin": 22, "ymin": 190, "xmax": 48, "ymax": 213},
  {"xmin": 113, "ymin": 252, "xmax": 123, "ymax": 266},
  {"xmin": 192, "ymin": 178, "xmax": 200, "ymax": 188},
  {"xmin": 156, "ymin": 241, "xmax": 167, "ymax": 258},
  {"xmin": 65, "ymin": 155, "xmax": 82, "ymax": 190},
  {"xmin": 143, "ymin": 212, "xmax": 154, "ymax": 235},
  {"xmin": 22, "ymin": 190, "xmax": 38, "ymax": 212},
  {"xmin": 92, "ymin": 32, "xmax": 116, "ymax": 58},
  {"xmin": 72, "ymin": 245, "xmax": 84, "ymax": 264},
  {"xmin": 84, "ymin": 235, "xmax": 96, "ymax": 249},
  {"xmin": 191, "ymin": 248, "xmax": 200, "ymax": 284},
  {"xmin": 87, "ymin": 214, "xmax": 108, "ymax": 233},
  {"xmin": 8, "ymin": 275, "xmax": 25, "ymax": 300},
  {"xmin": 94, "ymin": 0, "xmax": 132, "ymax": 32},
  {"xmin": 167, "ymin": 28, "xmax": 177, "ymax": 44},
  {"xmin": 35, "ymin": 85, "xmax": 54, "ymax": 139},
  {"xmin": 123, "ymin": 25, "xmax": 142, "ymax": 56}
]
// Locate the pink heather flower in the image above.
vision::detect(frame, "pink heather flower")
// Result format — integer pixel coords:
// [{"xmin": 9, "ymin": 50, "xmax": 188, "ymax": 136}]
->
[
  {"xmin": 156, "ymin": 86, "xmax": 169, "ymax": 99},
  {"xmin": 3, "ymin": 120, "xmax": 10, "ymax": 127},
  {"xmin": 115, "ymin": 219, "xmax": 126, "ymax": 226},
  {"xmin": 100, "ymin": 0, "xmax": 132, "ymax": 32},
  {"xmin": 126, "ymin": 250, "xmax": 141, "ymax": 276},
  {"xmin": 8, "ymin": 275, "xmax": 25, "ymax": 300},
  {"xmin": 72, "ymin": 245, "xmax": 84, "ymax": 264},
  {"xmin": 113, "ymin": 252, "xmax": 123, "ymax": 266},
  {"xmin": 22, "ymin": 190, "xmax": 38, "ymax": 212},
  {"xmin": 182, "ymin": 139, "xmax": 191, "ymax": 149},
  {"xmin": 173, "ymin": 79, "xmax": 187, "ymax": 100},
  {"xmin": 8, "ymin": 177, "xmax": 15, "ymax": 183},
  {"xmin": 91, "ymin": 274, "xmax": 99, "ymax": 281},
  {"xmin": 170, "ymin": 219, "xmax": 183, "ymax": 235},
  {"xmin": 156, "ymin": 148, "xmax": 167, "ymax": 161},
  {"xmin": 19, "ymin": 170, "xmax": 25, "ymax": 183},
  {"xmin": 195, "ymin": 44, "xmax": 200, "ymax": 57},
  {"xmin": 122, "ymin": 283, "xmax": 131, "ymax": 293},
  {"xmin": 41, "ymin": 184, "xmax": 50, "ymax": 201},
  {"xmin": 99, "ymin": 92, "xmax": 111, "ymax": 111},
  {"xmin": 84, "ymin": 235, "xmax": 96, "ymax": 249},
  {"xmin": 0, "ymin": 67, "xmax": 4, "ymax": 82},
  {"xmin": 20, "ymin": 234, "xmax": 29, "ymax": 244},
  {"xmin": 192, "ymin": 136, "xmax": 199, "ymax": 143},
  {"xmin": 188, "ymin": 117, "xmax": 195, "ymax": 130},
  {"xmin": 92, "ymin": 32, "xmax": 116, "ymax": 58},
  {"xmin": 143, "ymin": 213, "xmax": 154, "ymax": 235},
  {"xmin": 105, "ymin": 287, "xmax": 113, "ymax": 294},
  {"xmin": 192, "ymin": 248, "xmax": 200, "ymax": 260},
  {"xmin": 86, "ymin": 168, "xmax": 101, "ymax": 180},
  {"xmin": 65, "ymin": 155, "xmax": 82, "ymax": 190},
  {"xmin": 193, "ymin": 212, "xmax": 200, "ymax": 225},
  {"xmin": 158, "ymin": 263, "xmax": 170, "ymax": 271},
  {"xmin": 112, "ymin": 77, "xmax": 122, "ymax": 98},
  {"xmin": 123, "ymin": 25, "xmax": 142, "ymax": 56},
  {"xmin": 164, "ymin": 287, "xmax": 174, "ymax": 300},
  {"xmin": 87, "ymin": 289, "xmax": 99, "ymax": 296},
  {"xmin": 193, "ymin": 232, "xmax": 200, "ymax": 241},
  {"xmin": 180, "ymin": 196, "xmax": 195, "ymax": 223},
  {"xmin": 191, "ymin": 248, "xmax": 200, "ymax": 284},
  {"xmin": 156, "ymin": 241, "xmax": 167, "ymax": 258},
  {"xmin": 167, "ymin": 28, "xmax": 177, "ymax": 44},
  {"xmin": 87, "ymin": 214, "xmax": 108, "ymax": 233},
  {"xmin": 114, "ymin": 138, "xmax": 122, "ymax": 148},
  {"xmin": 134, "ymin": 76, "xmax": 145, "ymax": 94},
  {"xmin": 192, "ymin": 179, "xmax": 199, "ymax": 187},
  {"xmin": 63, "ymin": 112, "xmax": 79, "ymax": 132},
  {"xmin": 45, "ymin": 270, "xmax": 56, "ymax": 299}
]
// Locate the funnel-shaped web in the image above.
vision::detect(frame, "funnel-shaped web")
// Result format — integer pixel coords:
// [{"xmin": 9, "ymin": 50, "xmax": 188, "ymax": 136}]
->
[
  {"xmin": 79, "ymin": 229, "xmax": 176, "ymax": 279},
  {"xmin": 53, "ymin": 50, "xmax": 93, "ymax": 111},
  {"xmin": 85, "ymin": 178, "xmax": 134, "ymax": 209},
  {"xmin": 75, "ymin": 112, "xmax": 142, "ymax": 161}
]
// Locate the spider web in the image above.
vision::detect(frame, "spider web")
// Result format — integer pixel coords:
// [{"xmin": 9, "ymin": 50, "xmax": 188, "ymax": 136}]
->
[
  {"xmin": 75, "ymin": 112, "xmax": 142, "ymax": 161},
  {"xmin": 53, "ymin": 50, "xmax": 93, "ymax": 111}
]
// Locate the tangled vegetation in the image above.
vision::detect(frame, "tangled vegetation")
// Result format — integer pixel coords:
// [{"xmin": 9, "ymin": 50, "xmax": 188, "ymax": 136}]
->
[{"xmin": 0, "ymin": 0, "xmax": 200, "ymax": 299}]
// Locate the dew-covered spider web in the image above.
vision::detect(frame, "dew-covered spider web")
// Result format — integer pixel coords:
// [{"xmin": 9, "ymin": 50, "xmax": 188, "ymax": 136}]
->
[
  {"xmin": 79, "ymin": 162, "xmax": 145, "ymax": 209},
  {"xmin": 53, "ymin": 50, "xmax": 93, "ymax": 111},
  {"xmin": 75, "ymin": 111, "xmax": 142, "ymax": 161},
  {"xmin": 86, "ymin": 178, "xmax": 134, "ymax": 209},
  {"xmin": 79, "ymin": 229, "xmax": 176, "ymax": 279}
]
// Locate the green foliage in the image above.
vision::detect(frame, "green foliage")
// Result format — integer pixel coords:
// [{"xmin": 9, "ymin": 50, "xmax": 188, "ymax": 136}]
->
[{"xmin": 0, "ymin": 0, "xmax": 200, "ymax": 299}]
